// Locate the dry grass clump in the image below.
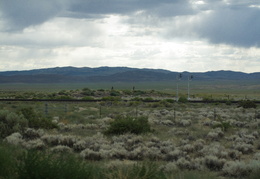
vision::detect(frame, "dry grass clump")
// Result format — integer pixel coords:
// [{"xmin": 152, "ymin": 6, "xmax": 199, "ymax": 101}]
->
[
  {"xmin": 4, "ymin": 132, "xmax": 24, "ymax": 145},
  {"xmin": 207, "ymin": 128, "xmax": 224, "ymax": 141},
  {"xmin": 80, "ymin": 148, "xmax": 102, "ymax": 160},
  {"xmin": 180, "ymin": 144, "xmax": 195, "ymax": 153},
  {"xmin": 227, "ymin": 149, "xmax": 242, "ymax": 160},
  {"xmin": 222, "ymin": 161, "xmax": 249, "ymax": 177},
  {"xmin": 168, "ymin": 128, "xmax": 190, "ymax": 136},
  {"xmin": 178, "ymin": 119, "xmax": 191, "ymax": 127},
  {"xmin": 73, "ymin": 133, "xmax": 108, "ymax": 152},
  {"xmin": 204, "ymin": 155, "xmax": 226, "ymax": 171},
  {"xmin": 199, "ymin": 143, "xmax": 228, "ymax": 159},
  {"xmin": 50, "ymin": 145, "xmax": 73, "ymax": 153},
  {"xmin": 161, "ymin": 162, "xmax": 178, "ymax": 172},
  {"xmin": 233, "ymin": 142, "xmax": 254, "ymax": 154},
  {"xmin": 253, "ymin": 153, "xmax": 260, "ymax": 160},
  {"xmin": 176, "ymin": 157, "xmax": 193, "ymax": 170},
  {"xmin": 193, "ymin": 139, "xmax": 206, "ymax": 151},
  {"xmin": 164, "ymin": 149, "xmax": 184, "ymax": 161},
  {"xmin": 22, "ymin": 139, "xmax": 46, "ymax": 150},
  {"xmin": 23, "ymin": 128, "xmax": 44, "ymax": 140},
  {"xmin": 41, "ymin": 134, "xmax": 78, "ymax": 147},
  {"xmin": 105, "ymin": 160, "xmax": 137, "ymax": 170}
]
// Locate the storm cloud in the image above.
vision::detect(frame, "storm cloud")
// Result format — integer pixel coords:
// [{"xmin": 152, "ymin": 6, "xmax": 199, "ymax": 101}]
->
[{"xmin": 0, "ymin": 0, "xmax": 259, "ymax": 72}]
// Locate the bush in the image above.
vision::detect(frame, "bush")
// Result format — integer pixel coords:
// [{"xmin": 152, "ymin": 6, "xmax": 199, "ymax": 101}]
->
[
  {"xmin": 102, "ymin": 96, "xmax": 121, "ymax": 101},
  {"xmin": 238, "ymin": 100, "xmax": 257, "ymax": 109},
  {"xmin": 204, "ymin": 155, "xmax": 226, "ymax": 171},
  {"xmin": 178, "ymin": 96, "xmax": 188, "ymax": 103},
  {"xmin": 19, "ymin": 107, "xmax": 57, "ymax": 129},
  {"xmin": 0, "ymin": 110, "xmax": 28, "ymax": 138},
  {"xmin": 56, "ymin": 95, "xmax": 74, "ymax": 100},
  {"xmin": 110, "ymin": 90, "xmax": 121, "ymax": 97},
  {"xmin": 213, "ymin": 121, "xmax": 231, "ymax": 132},
  {"xmin": 81, "ymin": 88, "xmax": 94, "ymax": 96},
  {"xmin": 202, "ymin": 96, "xmax": 214, "ymax": 102},
  {"xmin": 222, "ymin": 161, "xmax": 251, "ymax": 178},
  {"xmin": 159, "ymin": 100, "xmax": 173, "ymax": 107},
  {"xmin": 104, "ymin": 116, "xmax": 151, "ymax": 135},
  {"xmin": 143, "ymin": 97, "xmax": 154, "ymax": 102},
  {"xmin": 82, "ymin": 96, "xmax": 95, "ymax": 101},
  {"xmin": 18, "ymin": 151, "xmax": 103, "ymax": 179},
  {"xmin": 0, "ymin": 143, "xmax": 19, "ymax": 178},
  {"xmin": 107, "ymin": 162, "xmax": 166, "ymax": 179}
]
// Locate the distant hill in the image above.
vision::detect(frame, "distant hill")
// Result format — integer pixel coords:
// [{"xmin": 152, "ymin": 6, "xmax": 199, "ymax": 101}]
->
[{"xmin": 0, "ymin": 66, "xmax": 259, "ymax": 83}]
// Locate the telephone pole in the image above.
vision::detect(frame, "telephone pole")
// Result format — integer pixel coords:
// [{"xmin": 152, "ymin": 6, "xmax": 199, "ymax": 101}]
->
[
  {"xmin": 188, "ymin": 75, "xmax": 193, "ymax": 100},
  {"xmin": 176, "ymin": 73, "xmax": 182, "ymax": 102}
]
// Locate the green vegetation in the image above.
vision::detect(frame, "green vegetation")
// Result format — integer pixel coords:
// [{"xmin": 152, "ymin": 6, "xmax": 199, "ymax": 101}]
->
[
  {"xmin": 0, "ymin": 110, "xmax": 28, "ymax": 138},
  {"xmin": 178, "ymin": 96, "xmax": 188, "ymax": 103},
  {"xmin": 0, "ymin": 85, "xmax": 259, "ymax": 179},
  {"xmin": 213, "ymin": 121, "xmax": 232, "ymax": 132},
  {"xmin": 104, "ymin": 116, "xmax": 151, "ymax": 135},
  {"xmin": 107, "ymin": 162, "xmax": 166, "ymax": 179},
  {"xmin": 19, "ymin": 107, "xmax": 57, "ymax": 129},
  {"xmin": 0, "ymin": 79, "xmax": 259, "ymax": 101},
  {"xmin": 238, "ymin": 100, "xmax": 257, "ymax": 109},
  {"xmin": 18, "ymin": 151, "xmax": 102, "ymax": 179}
]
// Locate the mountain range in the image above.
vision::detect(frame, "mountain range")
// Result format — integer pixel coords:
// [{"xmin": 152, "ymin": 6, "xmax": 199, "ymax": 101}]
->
[{"xmin": 0, "ymin": 66, "xmax": 259, "ymax": 83}]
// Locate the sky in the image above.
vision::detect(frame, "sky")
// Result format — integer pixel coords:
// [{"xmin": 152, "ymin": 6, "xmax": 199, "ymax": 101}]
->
[{"xmin": 0, "ymin": 0, "xmax": 260, "ymax": 73}]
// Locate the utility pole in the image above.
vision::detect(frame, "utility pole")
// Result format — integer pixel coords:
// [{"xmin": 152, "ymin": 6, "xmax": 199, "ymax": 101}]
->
[
  {"xmin": 176, "ymin": 73, "xmax": 182, "ymax": 102},
  {"xmin": 188, "ymin": 75, "xmax": 193, "ymax": 100}
]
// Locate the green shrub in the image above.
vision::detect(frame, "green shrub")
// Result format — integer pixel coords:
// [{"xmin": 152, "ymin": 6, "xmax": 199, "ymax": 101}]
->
[
  {"xmin": 133, "ymin": 90, "xmax": 147, "ymax": 96},
  {"xmin": 0, "ymin": 110, "xmax": 28, "ymax": 138},
  {"xmin": 202, "ymin": 96, "xmax": 214, "ymax": 102},
  {"xmin": 159, "ymin": 100, "xmax": 173, "ymax": 107},
  {"xmin": 178, "ymin": 96, "xmax": 188, "ymax": 103},
  {"xmin": 58, "ymin": 90, "xmax": 68, "ymax": 95},
  {"xmin": 81, "ymin": 88, "xmax": 94, "ymax": 96},
  {"xmin": 169, "ymin": 170, "xmax": 218, "ymax": 179},
  {"xmin": 102, "ymin": 96, "xmax": 121, "ymax": 101},
  {"xmin": 143, "ymin": 97, "xmax": 154, "ymax": 102},
  {"xmin": 104, "ymin": 116, "xmax": 151, "ymax": 135},
  {"xmin": 131, "ymin": 97, "xmax": 143, "ymax": 101},
  {"xmin": 19, "ymin": 107, "xmax": 57, "ymax": 129},
  {"xmin": 225, "ymin": 100, "xmax": 232, "ymax": 105},
  {"xmin": 56, "ymin": 95, "xmax": 73, "ymax": 100},
  {"xmin": 165, "ymin": 99, "xmax": 175, "ymax": 103},
  {"xmin": 213, "ymin": 121, "xmax": 231, "ymax": 132},
  {"xmin": 107, "ymin": 162, "xmax": 166, "ymax": 179},
  {"xmin": 18, "ymin": 151, "xmax": 103, "ymax": 179},
  {"xmin": 238, "ymin": 100, "xmax": 257, "ymax": 109},
  {"xmin": 0, "ymin": 143, "xmax": 19, "ymax": 178},
  {"xmin": 82, "ymin": 96, "xmax": 95, "ymax": 101},
  {"xmin": 110, "ymin": 90, "xmax": 121, "ymax": 96}
]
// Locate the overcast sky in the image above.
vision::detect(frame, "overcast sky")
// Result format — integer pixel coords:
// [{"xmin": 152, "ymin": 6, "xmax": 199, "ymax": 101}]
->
[{"xmin": 0, "ymin": 0, "xmax": 260, "ymax": 73}]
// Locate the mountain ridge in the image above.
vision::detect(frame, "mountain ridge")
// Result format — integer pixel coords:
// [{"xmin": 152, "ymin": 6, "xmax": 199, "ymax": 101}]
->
[{"xmin": 0, "ymin": 66, "xmax": 259, "ymax": 83}]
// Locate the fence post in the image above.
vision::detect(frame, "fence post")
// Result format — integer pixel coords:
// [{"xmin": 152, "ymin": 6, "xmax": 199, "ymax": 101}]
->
[
  {"xmin": 255, "ymin": 110, "xmax": 258, "ymax": 121},
  {"xmin": 45, "ymin": 103, "xmax": 48, "ymax": 116},
  {"xmin": 99, "ymin": 105, "xmax": 102, "ymax": 118},
  {"xmin": 64, "ymin": 104, "xmax": 67, "ymax": 113},
  {"xmin": 214, "ymin": 108, "xmax": 217, "ymax": 120},
  {"xmin": 174, "ymin": 108, "xmax": 176, "ymax": 121},
  {"xmin": 135, "ymin": 106, "xmax": 138, "ymax": 118}
]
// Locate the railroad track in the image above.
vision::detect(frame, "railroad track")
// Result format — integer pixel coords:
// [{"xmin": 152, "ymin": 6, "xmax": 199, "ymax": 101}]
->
[{"xmin": 0, "ymin": 98, "xmax": 259, "ymax": 104}]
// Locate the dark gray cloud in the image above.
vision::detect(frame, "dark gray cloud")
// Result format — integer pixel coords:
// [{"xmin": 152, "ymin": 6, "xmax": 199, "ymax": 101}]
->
[
  {"xmin": 161, "ymin": 0, "xmax": 260, "ymax": 47},
  {"xmin": 68, "ymin": 0, "xmax": 185, "ymax": 15},
  {"xmin": 0, "ymin": 0, "xmax": 189, "ymax": 31},
  {"xmin": 0, "ymin": 0, "xmax": 66, "ymax": 31},
  {"xmin": 0, "ymin": 0, "xmax": 259, "ymax": 48},
  {"xmin": 195, "ymin": 2, "xmax": 260, "ymax": 47}
]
